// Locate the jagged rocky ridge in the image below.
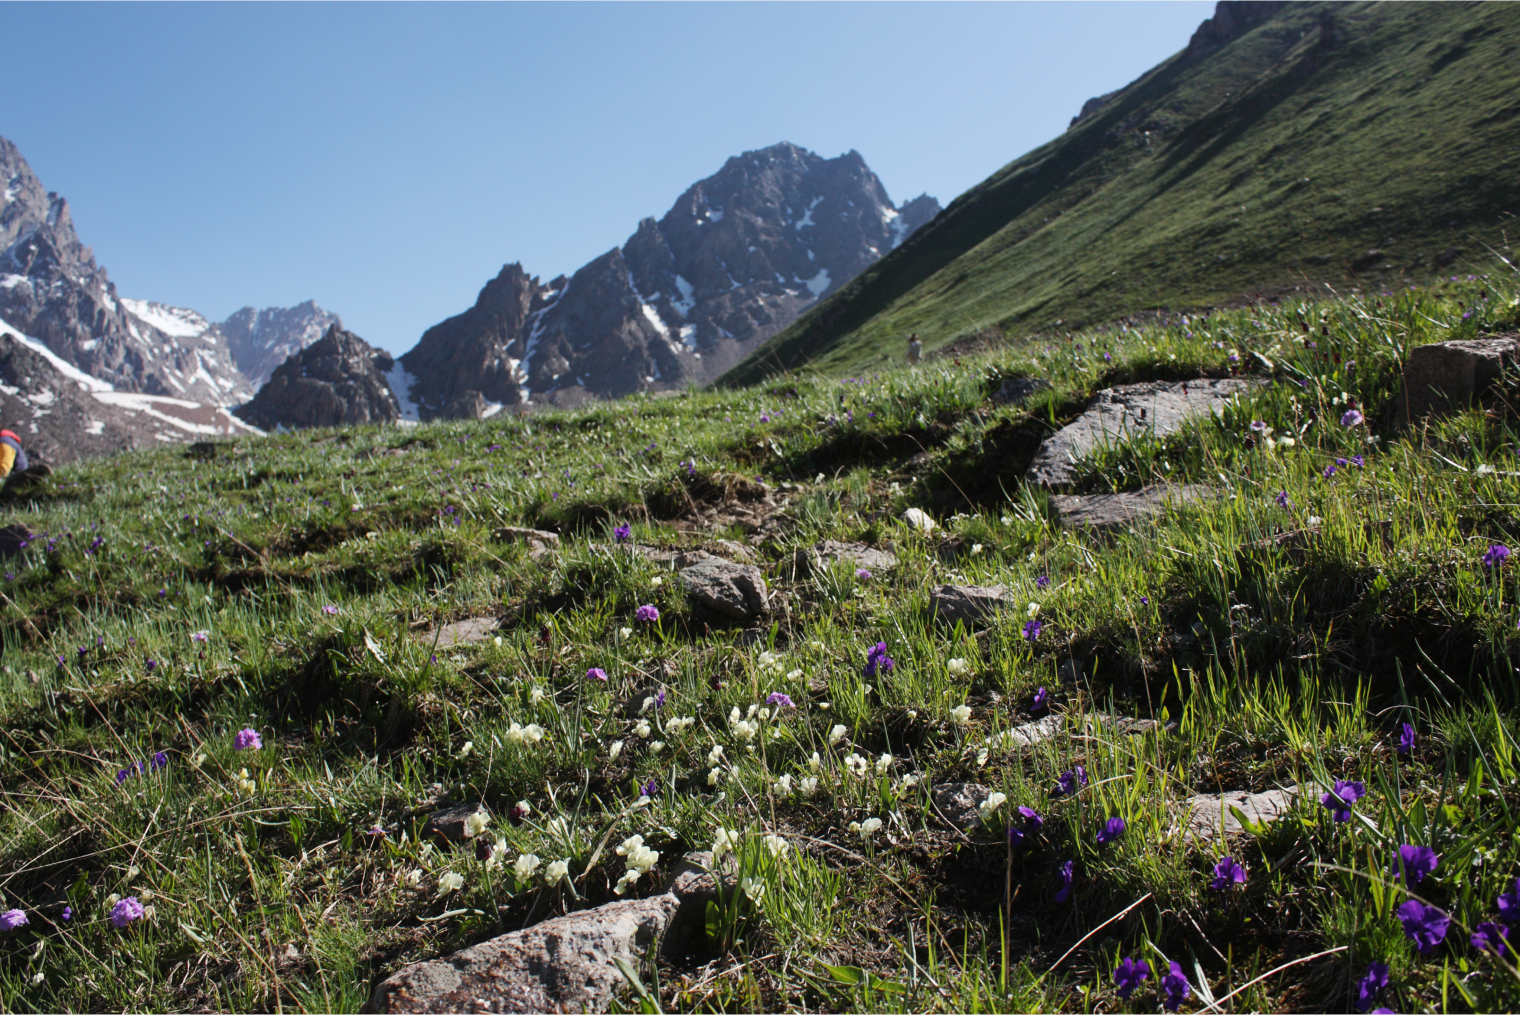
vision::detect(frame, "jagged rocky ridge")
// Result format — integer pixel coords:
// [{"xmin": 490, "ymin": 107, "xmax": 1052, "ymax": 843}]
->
[
  {"xmin": 221, "ymin": 301, "xmax": 345, "ymax": 390},
  {"xmin": 394, "ymin": 142, "xmax": 938, "ymax": 418},
  {"xmin": 234, "ymin": 325, "xmax": 401, "ymax": 431}
]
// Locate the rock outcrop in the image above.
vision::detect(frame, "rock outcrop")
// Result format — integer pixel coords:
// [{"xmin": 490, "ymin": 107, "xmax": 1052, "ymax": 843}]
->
[
  {"xmin": 1049, "ymin": 484, "xmax": 1214, "ymax": 531},
  {"xmin": 220, "ymin": 301, "xmax": 345, "ymax": 389},
  {"xmin": 397, "ymin": 143, "xmax": 940, "ymax": 417},
  {"xmin": 234, "ymin": 325, "xmax": 400, "ymax": 430},
  {"xmin": 1396, "ymin": 335, "xmax": 1519, "ymax": 423}
]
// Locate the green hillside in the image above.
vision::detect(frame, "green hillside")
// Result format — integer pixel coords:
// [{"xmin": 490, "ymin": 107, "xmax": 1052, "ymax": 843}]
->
[{"xmin": 722, "ymin": 0, "xmax": 1520, "ymax": 384}]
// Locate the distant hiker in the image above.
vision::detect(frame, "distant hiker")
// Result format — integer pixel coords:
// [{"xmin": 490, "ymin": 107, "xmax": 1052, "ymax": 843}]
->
[
  {"xmin": 907, "ymin": 333, "xmax": 922, "ymax": 365},
  {"xmin": 0, "ymin": 430, "xmax": 26, "ymax": 482}
]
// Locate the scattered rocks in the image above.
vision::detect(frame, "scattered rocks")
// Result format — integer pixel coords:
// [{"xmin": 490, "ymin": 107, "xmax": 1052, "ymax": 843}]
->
[
  {"xmin": 371, "ymin": 852, "xmax": 722, "ymax": 1014},
  {"xmin": 1397, "ymin": 335, "xmax": 1520, "ymax": 423},
  {"xmin": 792, "ymin": 539, "xmax": 898, "ymax": 576},
  {"xmin": 930, "ymin": 584, "xmax": 1009, "ymax": 626},
  {"xmin": 421, "ymin": 802, "xmax": 491, "ymax": 844},
  {"xmin": 1180, "ymin": 787, "xmax": 1299, "ymax": 841},
  {"xmin": 991, "ymin": 376, "xmax": 1051, "ymax": 406},
  {"xmin": 1026, "ymin": 379, "xmax": 1256, "ymax": 488},
  {"xmin": 678, "ymin": 557, "xmax": 770, "ymax": 620},
  {"xmin": 1050, "ymin": 485, "xmax": 1214, "ymax": 531},
  {"xmin": 931, "ymin": 783, "xmax": 993, "ymax": 830},
  {"xmin": 430, "ymin": 617, "xmax": 500, "ymax": 648}
]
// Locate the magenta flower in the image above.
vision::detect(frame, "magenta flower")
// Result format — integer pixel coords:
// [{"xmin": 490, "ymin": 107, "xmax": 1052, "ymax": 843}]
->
[
  {"xmin": 1160, "ymin": 960, "xmax": 1190, "ymax": 1012},
  {"xmin": 586, "ymin": 667, "xmax": 608, "ymax": 682},
  {"xmin": 613, "ymin": 524, "xmax": 631, "ymax": 544},
  {"xmin": 855, "ymin": 568, "xmax": 871, "ymax": 580},
  {"xmin": 1096, "ymin": 816, "xmax": 1126, "ymax": 845},
  {"xmin": 1397, "ymin": 722, "xmax": 1416, "ymax": 756},
  {"xmin": 1211, "ymin": 855, "xmax": 1247, "ymax": 890},
  {"xmin": 1320, "ymin": 779, "xmax": 1365, "ymax": 822},
  {"xmin": 109, "ymin": 896, "xmax": 145, "ymax": 929},
  {"xmin": 1113, "ymin": 957, "xmax": 1150, "ymax": 1000},
  {"xmin": 234, "ymin": 728, "xmax": 262, "ymax": 751},
  {"xmin": 635, "ymin": 604, "xmax": 660, "ymax": 623},
  {"xmin": 1007, "ymin": 826, "xmax": 1026, "ymax": 847},
  {"xmin": 149, "ymin": 751, "xmax": 169, "ymax": 771},
  {"xmin": 1351, "ymin": 454, "xmax": 1365, "ymax": 468},
  {"xmin": 766, "ymin": 691, "xmax": 794, "ymax": 708},
  {"xmin": 1323, "ymin": 463, "xmax": 1338, "ymax": 478},
  {"xmin": 1053, "ymin": 859, "xmax": 1074, "ymax": 902},
  {"xmin": 1472, "ymin": 921, "xmax": 1511, "ymax": 956},
  {"xmin": 1483, "ymin": 544, "xmax": 1510, "ymax": 568},
  {"xmin": 1250, "ymin": 420, "xmax": 1266, "ymax": 432},
  {"xmin": 1341, "ymin": 408, "xmax": 1364, "ymax": 426},
  {"xmin": 1355, "ymin": 962, "xmax": 1389, "ymax": 1012},
  {"xmin": 1022, "ymin": 619, "xmax": 1042, "ymax": 641},
  {"xmin": 0, "ymin": 909, "xmax": 26, "ymax": 931},
  {"xmin": 322, "ymin": 604, "xmax": 339, "ymax": 615},
  {"xmin": 1397, "ymin": 899, "xmax": 1450, "ymax": 954},
  {"xmin": 1391, "ymin": 844, "xmax": 1439, "ymax": 884},
  {"xmin": 191, "ymin": 630, "xmax": 209, "ymax": 643}
]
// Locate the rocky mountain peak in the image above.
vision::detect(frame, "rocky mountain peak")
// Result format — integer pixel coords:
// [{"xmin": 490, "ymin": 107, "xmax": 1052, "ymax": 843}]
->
[
  {"xmin": 221, "ymin": 300, "xmax": 344, "ymax": 389},
  {"xmin": 396, "ymin": 142, "xmax": 939, "ymax": 417},
  {"xmin": 234, "ymin": 323, "xmax": 399, "ymax": 431}
]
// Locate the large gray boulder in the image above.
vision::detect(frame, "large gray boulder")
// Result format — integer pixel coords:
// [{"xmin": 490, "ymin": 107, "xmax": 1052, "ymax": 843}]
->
[
  {"xmin": 234, "ymin": 325, "xmax": 401, "ymax": 430},
  {"xmin": 679, "ymin": 557, "xmax": 769, "ymax": 620},
  {"xmin": 1397, "ymin": 335, "xmax": 1520, "ymax": 423},
  {"xmin": 1049, "ymin": 484, "xmax": 1213, "ymax": 531},
  {"xmin": 1027, "ymin": 379, "xmax": 1255, "ymax": 488}
]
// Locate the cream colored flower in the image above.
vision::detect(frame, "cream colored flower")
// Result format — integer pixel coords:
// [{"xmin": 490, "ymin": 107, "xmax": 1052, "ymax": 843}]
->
[
  {"xmin": 951, "ymin": 704, "xmax": 972, "ymax": 725},
  {"xmin": 437, "ymin": 871, "xmax": 464, "ymax": 895},
  {"xmin": 513, "ymin": 854, "xmax": 541, "ymax": 880},
  {"xmin": 947, "ymin": 658, "xmax": 970, "ymax": 676}
]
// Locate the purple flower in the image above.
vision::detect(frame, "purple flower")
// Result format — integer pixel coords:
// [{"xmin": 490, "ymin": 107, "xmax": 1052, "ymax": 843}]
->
[
  {"xmin": 1018, "ymin": 805, "xmax": 1043, "ymax": 832},
  {"xmin": 1355, "ymin": 961, "xmax": 1389, "ymax": 1012},
  {"xmin": 1031, "ymin": 687, "xmax": 1048, "ymax": 712},
  {"xmin": 1391, "ymin": 844, "xmax": 1439, "ymax": 884},
  {"xmin": 1035, "ymin": 575, "xmax": 1050, "ymax": 589},
  {"xmin": 1496, "ymin": 877, "xmax": 1520, "ymax": 923},
  {"xmin": 1341, "ymin": 408, "xmax": 1364, "ymax": 427},
  {"xmin": 635, "ymin": 604, "xmax": 660, "ymax": 623},
  {"xmin": 1161, "ymin": 960, "xmax": 1190, "ymax": 1012},
  {"xmin": 1096, "ymin": 816, "xmax": 1126, "ymax": 845},
  {"xmin": 1022, "ymin": 619, "xmax": 1042, "ymax": 641},
  {"xmin": 1351, "ymin": 454, "xmax": 1365, "ymax": 468},
  {"xmin": 60, "ymin": 906, "xmax": 71, "ymax": 922},
  {"xmin": 1397, "ymin": 899, "xmax": 1450, "ymax": 954},
  {"xmin": 1211, "ymin": 855, "xmax": 1247, "ymax": 890},
  {"xmin": 1007, "ymin": 826, "xmax": 1025, "ymax": 847},
  {"xmin": 1320, "ymin": 779, "xmax": 1365, "ymax": 822},
  {"xmin": 322, "ymin": 604, "xmax": 339, "ymax": 615},
  {"xmin": 1054, "ymin": 859, "xmax": 1074, "ymax": 902},
  {"xmin": 109, "ymin": 896, "xmax": 145, "ymax": 929},
  {"xmin": 1472, "ymin": 921, "xmax": 1511, "ymax": 956},
  {"xmin": 640, "ymin": 778, "xmax": 658, "ymax": 799},
  {"xmin": 150, "ymin": 751, "xmax": 169, "ymax": 771},
  {"xmin": 1055, "ymin": 766, "xmax": 1087, "ymax": 797},
  {"xmin": 586, "ymin": 667, "xmax": 608, "ymax": 682},
  {"xmin": 1139, "ymin": 595, "xmax": 1150, "ymax": 605},
  {"xmin": 766, "ymin": 691, "xmax": 794, "ymax": 708},
  {"xmin": 653, "ymin": 689, "xmax": 666, "ymax": 709},
  {"xmin": 1275, "ymin": 489, "xmax": 1291, "ymax": 509},
  {"xmin": 759, "ymin": 413, "xmax": 770, "ymax": 423},
  {"xmin": 864, "ymin": 641, "xmax": 894, "ymax": 678},
  {"xmin": 1250, "ymin": 420, "xmax": 1266, "ymax": 432},
  {"xmin": 0, "ymin": 908, "xmax": 26, "ymax": 931},
  {"xmin": 1323, "ymin": 464, "xmax": 1337, "ymax": 478},
  {"xmin": 191, "ymin": 630, "xmax": 209, "ymax": 643},
  {"xmin": 1397, "ymin": 722, "xmax": 1415, "ymax": 756},
  {"xmin": 234, "ymin": 728, "xmax": 263, "ymax": 751},
  {"xmin": 613, "ymin": 524, "xmax": 632, "ymax": 544},
  {"xmin": 1113, "ymin": 957, "xmax": 1150, "ymax": 1000},
  {"xmin": 1484, "ymin": 544, "xmax": 1510, "ymax": 568}
]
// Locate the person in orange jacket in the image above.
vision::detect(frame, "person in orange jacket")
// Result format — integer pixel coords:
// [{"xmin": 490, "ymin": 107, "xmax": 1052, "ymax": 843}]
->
[{"xmin": 0, "ymin": 430, "xmax": 28, "ymax": 481}]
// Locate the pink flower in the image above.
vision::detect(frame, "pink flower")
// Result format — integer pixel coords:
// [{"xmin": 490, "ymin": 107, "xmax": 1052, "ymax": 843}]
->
[
  {"xmin": 110, "ymin": 896, "xmax": 145, "ymax": 929},
  {"xmin": 234, "ymin": 728, "xmax": 262, "ymax": 751},
  {"xmin": 635, "ymin": 604, "xmax": 660, "ymax": 623}
]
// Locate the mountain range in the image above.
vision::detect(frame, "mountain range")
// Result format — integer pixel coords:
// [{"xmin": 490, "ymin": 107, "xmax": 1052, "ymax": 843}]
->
[{"xmin": 723, "ymin": 0, "xmax": 1520, "ymax": 384}]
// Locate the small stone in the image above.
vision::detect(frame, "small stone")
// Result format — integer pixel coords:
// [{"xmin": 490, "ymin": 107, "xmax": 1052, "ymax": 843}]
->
[
  {"xmin": 679, "ymin": 557, "xmax": 769, "ymax": 620},
  {"xmin": 991, "ymin": 376, "xmax": 1051, "ymax": 406},
  {"xmin": 931, "ymin": 783, "xmax": 992, "ymax": 830},
  {"xmin": 793, "ymin": 539, "xmax": 898, "ymax": 576},
  {"xmin": 1049, "ymin": 484, "xmax": 1212, "ymax": 531},
  {"xmin": 421, "ymin": 802, "xmax": 490, "ymax": 844},
  {"xmin": 930, "ymin": 584, "xmax": 1009, "ymax": 626},
  {"xmin": 1180, "ymin": 787, "xmax": 1299, "ymax": 841},
  {"xmin": 429, "ymin": 617, "xmax": 499, "ymax": 648}
]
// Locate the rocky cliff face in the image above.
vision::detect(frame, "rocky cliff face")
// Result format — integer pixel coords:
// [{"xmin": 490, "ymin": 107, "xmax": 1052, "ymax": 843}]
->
[
  {"xmin": 234, "ymin": 324, "xmax": 400, "ymax": 430},
  {"xmin": 0, "ymin": 136, "xmax": 254, "ymax": 407},
  {"xmin": 397, "ymin": 142, "xmax": 939, "ymax": 418},
  {"xmin": 221, "ymin": 300, "xmax": 345, "ymax": 389}
]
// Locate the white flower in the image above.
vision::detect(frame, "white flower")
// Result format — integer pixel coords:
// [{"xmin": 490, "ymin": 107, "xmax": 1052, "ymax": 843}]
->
[
  {"xmin": 649, "ymin": 740, "xmax": 665, "ymax": 755},
  {"xmin": 530, "ymin": 686, "xmax": 545, "ymax": 705},
  {"xmin": 634, "ymin": 719, "xmax": 652, "ymax": 739},
  {"xmin": 485, "ymin": 836, "xmax": 509, "ymax": 868},
  {"xmin": 740, "ymin": 875, "xmax": 766, "ymax": 902},
  {"xmin": 759, "ymin": 707, "xmax": 771, "ymax": 720},
  {"xmin": 856, "ymin": 817, "xmax": 883, "ymax": 840},
  {"xmin": 774, "ymin": 773, "xmax": 793, "ymax": 796},
  {"xmin": 666, "ymin": 716, "xmax": 695, "ymax": 733},
  {"xmin": 713, "ymin": 827, "xmax": 739, "ymax": 862},
  {"xmin": 513, "ymin": 854, "xmax": 542, "ymax": 880},
  {"xmin": 800, "ymin": 776, "xmax": 819, "ymax": 797},
  {"xmin": 1279, "ymin": 436, "xmax": 1296, "ymax": 448},
  {"xmin": 1478, "ymin": 464, "xmax": 1497, "ymax": 475},
  {"xmin": 1002, "ymin": 515, "xmax": 1014, "ymax": 525},
  {"xmin": 236, "ymin": 768, "xmax": 256, "ymax": 795},
  {"xmin": 608, "ymin": 740, "xmax": 624, "ymax": 760},
  {"xmin": 785, "ymin": 668, "xmax": 803, "ymax": 680},
  {"xmin": 828, "ymin": 724, "xmax": 847, "ymax": 746},
  {"xmin": 650, "ymin": 576, "xmax": 663, "ymax": 588},
  {"xmin": 614, "ymin": 869, "xmax": 641, "ymax": 895},
  {"xmin": 707, "ymin": 767, "xmax": 723, "ymax": 786},
  {"xmin": 732, "ymin": 719, "xmax": 758, "ymax": 741},
  {"xmin": 639, "ymin": 696, "xmax": 656, "ymax": 714},
  {"xmin": 874, "ymin": 753, "xmax": 893, "ymax": 776},
  {"xmin": 619, "ymin": 627, "xmax": 633, "ymax": 641},
  {"xmin": 707, "ymin": 744, "xmax": 725, "ymax": 764},
  {"xmin": 980, "ymin": 791, "xmax": 1007, "ymax": 815},
  {"xmin": 764, "ymin": 834, "xmax": 789, "ymax": 859},
  {"xmin": 951, "ymin": 704, "xmax": 972, "ymax": 725},
  {"xmin": 971, "ymin": 543, "xmax": 983, "ymax": 555},
  {"xmin": 747, "ymin": 703, "xmax": 760, "ymax": 718},
  {"xmin": 457, "ymin": 741, "xmax": 474, "ymax": 758},
  {"xmin": 437, "ymin": 871, "xmax": 465, "ymax": 895},
  {"xmin": 976, "ymin": 747, "xmax": 990, "ymax": 767},
  {"xmin": 901, "ymin": 773, "xmax": 921, "ymax": 789},
  {"xmin": 1026, "ymin": 602, "xmax": 1041, "ymax": 618},
  {"xmin": 729, "ymin": 706, "xmax": 743, "ymax": 725},
  {"xmin": 506, "ymin": 722, "xmax": 544, "ymax": 744},
  {"xmin": 808, "ymin": 751, "xmax": 822, "ymax": 771},
  {"xmin": 545, "ymin": 859, "xmax": 570, "ymax": 884},
  {"xmin": 1307, "ymin": 516, "xmax": 1323, "ymax": 526},
  {"xmin": 844, "ymin": 752, "xmax": 869, "ymax": 777},
  {"xmin": 947, "ymin": 658, "xmax": 970, "ymax": 676},
  {"xmin": 464, "ymin": 810, "xmax": 490, "ymax": 838},
  {"xmin": 405, "ymin": 869, "xmax": 423, "ymax": 886}
]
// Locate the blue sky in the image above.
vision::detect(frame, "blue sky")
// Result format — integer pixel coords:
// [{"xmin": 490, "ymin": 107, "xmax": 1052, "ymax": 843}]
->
[{"xmin": 3, "ymin": 1, "xmax": 1214, "ymax": 355}]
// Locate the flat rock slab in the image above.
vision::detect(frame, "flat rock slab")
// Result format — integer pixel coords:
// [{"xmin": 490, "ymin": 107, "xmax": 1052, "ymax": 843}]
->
[
  {"xmin": 930, "ymin": 584, "xmax": 1009, "ymax": 626},
  {"xmin": 1398, "ymin": 335, "xmax": 1520, "ymax": 422},
  {"xmin": 986, "ymin": 715, "xmax": 1065, "ymax": 751},
  {"xmin": 794, "ymin": 540, "xmax": 898, "ymax": 576},
  {"xmin": 1050, "ymin": 484, "xmax": 1213, "ymax": 531},
  {"xmin": 1180, "ymin": 787, "xmax": 1298, "ymax": 841},
  {"xmin": 1027, "ymin": 379, "xmax": 1256, "ymax": 488},
  {"xmin": 430, "ymin": 617, "xmax": 500, "ymax": 648},
  {"xmin": 679, "ymin": 557, "xmax": 769, "ymax": 620},
  {"xmin": 421, "ymin": 802, "xmax": 490, "ymax": 844}
]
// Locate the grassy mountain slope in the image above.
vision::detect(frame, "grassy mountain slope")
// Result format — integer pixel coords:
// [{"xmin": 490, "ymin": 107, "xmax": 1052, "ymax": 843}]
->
[{"xmin": 722, "ymin": 0, "xmax": 1520, "ymax": 384}]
